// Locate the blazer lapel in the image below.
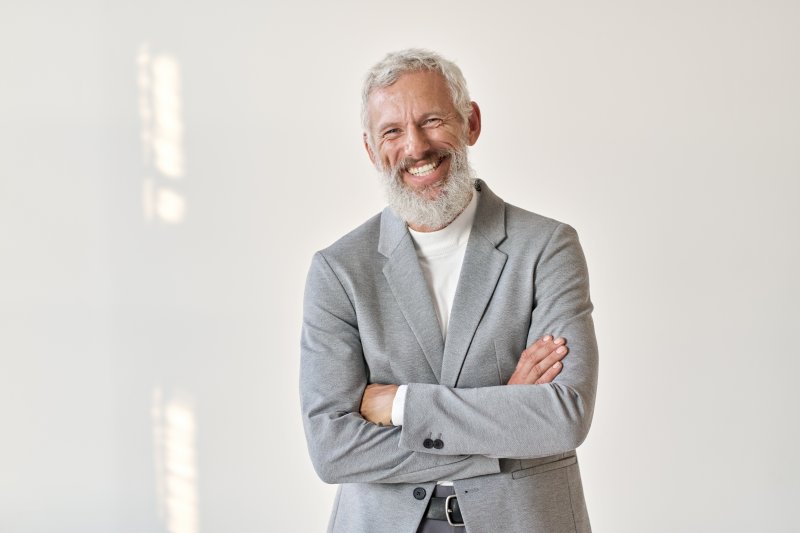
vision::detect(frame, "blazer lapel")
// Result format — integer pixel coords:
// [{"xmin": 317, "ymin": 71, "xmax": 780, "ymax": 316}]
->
[
  {"xmin": 441, "ymin": 181, "xmax": 508, "ymax": 387},
  {"xmin": 379, "ymin": 207, "xmax": 444, "ymax": 382}
]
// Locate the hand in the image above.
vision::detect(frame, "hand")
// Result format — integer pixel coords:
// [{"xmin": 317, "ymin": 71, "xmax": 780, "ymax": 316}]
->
[
  {"xmin": 507, "ymin": 335, "xmax": 568, "ymax": 385},
  {"xmin": 360, "ymin": 383, "xmax": 399, "ymax": 425}
]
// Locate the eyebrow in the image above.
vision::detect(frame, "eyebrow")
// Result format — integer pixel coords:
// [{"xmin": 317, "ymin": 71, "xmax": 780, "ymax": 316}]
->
[
  {"xmin": 375, "ymin": 111, "xmax": 449, "ymax": 133},
  {"xmin": 375, "ymin": 120, "xmax": 401, "ymax": 133}
]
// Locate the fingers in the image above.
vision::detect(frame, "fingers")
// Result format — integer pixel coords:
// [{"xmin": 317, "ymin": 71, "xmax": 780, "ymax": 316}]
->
[
  {"xmin": 507, "ymin": 335, "xmax": 568, "ymax": 385},
  {"xmin": 506, "ymin": 343, "xmax": 539, "ymax": 384},
  {"xmin": 534, "ymin": 341, "xmax": 568, "ymax": 383},
  {"xmin": 535, "ymin": 360, "xmax": 562, "ymax": 385}
]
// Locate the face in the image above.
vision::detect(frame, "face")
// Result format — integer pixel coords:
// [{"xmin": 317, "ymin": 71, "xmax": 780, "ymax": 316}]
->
[{"xmin": 364, "ymin": 70, "xmax": 481, "ymax": 202}]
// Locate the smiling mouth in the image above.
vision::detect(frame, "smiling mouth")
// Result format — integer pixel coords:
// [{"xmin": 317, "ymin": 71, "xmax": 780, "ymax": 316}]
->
[{"xmin": 406, "ymin": 156, "xmax": 446, "ymax": 177}]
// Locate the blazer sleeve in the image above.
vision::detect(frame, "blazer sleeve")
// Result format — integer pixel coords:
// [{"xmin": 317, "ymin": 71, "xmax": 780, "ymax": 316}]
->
[
  {"xmin": 398, "ymin": 223, "xmax": 599, "ymax": 459},
  {"xmin": 300, "ymin": 252, "xmax": 500, "ymax": 484}
]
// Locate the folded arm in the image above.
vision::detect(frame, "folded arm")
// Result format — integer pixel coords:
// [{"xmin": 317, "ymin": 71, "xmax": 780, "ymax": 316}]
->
[
  {"xmin": 393, "ymin": 223, "xmax": 598, "ymax": 458},
  {"xmin": 300, "ymin": 252, "xmax": 500, "ymax": 484},
  {"xmin": 360, "ymin": 335, "xmax": 570, "ymax": 425}
]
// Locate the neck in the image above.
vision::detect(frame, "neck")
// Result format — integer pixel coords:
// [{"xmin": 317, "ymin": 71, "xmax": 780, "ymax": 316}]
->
[{"xmin": 408, "ymin": 221, "xmax": 446, "ymax": 233}]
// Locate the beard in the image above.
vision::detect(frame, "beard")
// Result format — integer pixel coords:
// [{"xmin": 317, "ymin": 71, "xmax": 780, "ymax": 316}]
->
[{"xmin": 378, "ymin": 146, "xmax": 476, "ymax": 231}]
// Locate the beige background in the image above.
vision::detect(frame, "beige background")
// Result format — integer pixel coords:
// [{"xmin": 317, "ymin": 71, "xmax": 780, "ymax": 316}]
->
[{"xmin": 1, "ymin": 1, "xmax": 798, "ymax": 531}]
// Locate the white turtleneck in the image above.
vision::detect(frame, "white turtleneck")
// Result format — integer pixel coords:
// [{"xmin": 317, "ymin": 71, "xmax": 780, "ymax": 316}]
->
[{"xmin": 391, "ymin": 190, "xmax": 479, "ymax": 427}]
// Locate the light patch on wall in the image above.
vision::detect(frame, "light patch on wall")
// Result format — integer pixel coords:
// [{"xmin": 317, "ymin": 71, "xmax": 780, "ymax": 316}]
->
[
  {"xmin": 142, "ymin": 178, "xmax": 187, "ymax": 223},
  {"xmin": 138, "ymin": 43, "xmax": 187, "ymax": 224},
  {"xmin": 152, "ymin": 387, "xmax": 199, "ymax": 533}
]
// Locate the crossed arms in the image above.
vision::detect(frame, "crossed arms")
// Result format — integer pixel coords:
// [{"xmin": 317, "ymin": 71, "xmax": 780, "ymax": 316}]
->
[
  {"xmin": 360, "ymin": 335, "xmax": 571, "ymax": 425},
  {"xmin": 300, "ymin": 222, "xmax": 598, "ymax": 483}
]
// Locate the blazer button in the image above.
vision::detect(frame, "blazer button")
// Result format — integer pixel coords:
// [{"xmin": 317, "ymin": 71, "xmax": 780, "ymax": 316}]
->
[
  {"xmin": 413, "ymin": 487, "xmax": 427, "ymax": 500},
  {"xmin": 433, "ymin": 439, "xmax": 444, "ymax": 449},
  {"xmin": 423, "ymin": 438, "xmax": 434, "ymax": 449}
]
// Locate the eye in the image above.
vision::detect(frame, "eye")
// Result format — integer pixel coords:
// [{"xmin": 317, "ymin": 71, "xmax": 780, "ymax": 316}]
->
[
  {"xmin": 423, "ymin": 117, "xmax": 443, "ymax": 127},
  {"xmin": 382, "ymin": 128, "xmax": 401, "ymax": 139}
]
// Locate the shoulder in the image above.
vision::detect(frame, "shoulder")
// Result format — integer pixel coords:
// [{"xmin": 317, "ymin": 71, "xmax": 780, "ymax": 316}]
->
[
  {"xmin": 505, "ymin": 202, "xmax": 563, "ymax": 233},
  {"xmin": 492, "ymin": 200, "xmax": 589, "ymax": 285},
  {"xmin": 474, "ymin": 180, "xmax": 577, "ymax": 248},
  {"xmin": 308, "ymin": 211, "xmax": 385, "ymax": 285},
  {"xmin": 498, "ymin": 199, "xmax": 580, "ymax": 253},
  {"xmin": 319, "ymin": 212, "xmax": 382, "ymax": 259}
]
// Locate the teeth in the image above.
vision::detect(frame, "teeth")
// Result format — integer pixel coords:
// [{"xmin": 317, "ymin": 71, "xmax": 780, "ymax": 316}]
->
[{"xmin": 407, "ymin": 160, "xmax": 438, "ymax": 176}]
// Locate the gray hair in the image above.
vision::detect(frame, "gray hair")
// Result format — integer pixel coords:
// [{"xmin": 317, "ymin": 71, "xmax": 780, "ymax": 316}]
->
[{"xmin": 361, "ymin": 49, "xmax": 472, "ymax": 141}]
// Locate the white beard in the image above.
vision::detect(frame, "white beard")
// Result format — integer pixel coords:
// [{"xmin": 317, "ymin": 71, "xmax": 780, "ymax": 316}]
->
[{"xmin": 378, "ymin": 147, "xmax": 476, "ymax": 230}]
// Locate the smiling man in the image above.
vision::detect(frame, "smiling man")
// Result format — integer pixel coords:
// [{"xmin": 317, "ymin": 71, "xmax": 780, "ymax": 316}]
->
[{"xmin": 301, "ymin": 49, "xmax": 598, "ymax": 533}]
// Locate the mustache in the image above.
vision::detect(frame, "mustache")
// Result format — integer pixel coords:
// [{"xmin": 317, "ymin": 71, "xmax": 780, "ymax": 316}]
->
[{"xmin": 393, "ymin": 148, "xmax": 453, "ymax": 173}]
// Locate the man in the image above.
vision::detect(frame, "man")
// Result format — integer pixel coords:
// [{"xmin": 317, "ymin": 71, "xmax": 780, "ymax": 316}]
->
[{"xmin": 300, "ymin": 49, "xmax": 598, "ymax": 532}]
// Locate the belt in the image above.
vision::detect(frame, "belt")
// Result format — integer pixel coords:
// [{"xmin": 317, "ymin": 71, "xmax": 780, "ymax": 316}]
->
[{"xmin": 424, "ymin": 494, "xmax": 465, "ymax": 527}]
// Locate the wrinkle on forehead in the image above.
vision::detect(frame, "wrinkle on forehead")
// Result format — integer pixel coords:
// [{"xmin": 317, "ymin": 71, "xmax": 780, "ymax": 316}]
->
[{"xmin": 366, "ymin": 71, "xmax": 461, "ymax": 133}]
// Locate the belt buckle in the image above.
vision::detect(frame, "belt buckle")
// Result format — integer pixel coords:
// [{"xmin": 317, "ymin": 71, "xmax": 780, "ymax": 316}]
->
[{"xmin": 445, "ymin": 494, "xmax": 465, "ymax": 527}]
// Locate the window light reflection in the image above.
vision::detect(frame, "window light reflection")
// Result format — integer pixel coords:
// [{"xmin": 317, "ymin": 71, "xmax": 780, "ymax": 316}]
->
[
  {"xmin": 152, "ymin": 387, "xmax": 199, "ymax": 533},
  {"xmin": 138, "ymin": 43, "xmax": 187, "ymax": 224}
]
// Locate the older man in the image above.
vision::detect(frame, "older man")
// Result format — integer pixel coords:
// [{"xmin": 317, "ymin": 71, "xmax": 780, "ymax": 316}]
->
[{"xmin": 301, "ymin": 49, "xmax": 598, "ymax": 533}]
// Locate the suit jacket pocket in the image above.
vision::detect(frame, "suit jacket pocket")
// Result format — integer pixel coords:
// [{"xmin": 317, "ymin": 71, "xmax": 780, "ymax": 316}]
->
[{"xmin": 511, "ymin": 455, "xmax": 577, "ymax": 480}]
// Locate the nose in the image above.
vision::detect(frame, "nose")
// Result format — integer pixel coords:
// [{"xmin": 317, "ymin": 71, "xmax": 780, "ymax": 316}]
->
[{"xmin": 404, "ymin": 124, "xmax": 431, "ymax": 160}]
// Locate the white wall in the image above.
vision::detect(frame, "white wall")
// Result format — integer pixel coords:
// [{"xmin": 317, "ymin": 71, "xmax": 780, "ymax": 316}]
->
[{"xmin": 1, "ymin": 1, "xmax": 798, "ymax": 532}]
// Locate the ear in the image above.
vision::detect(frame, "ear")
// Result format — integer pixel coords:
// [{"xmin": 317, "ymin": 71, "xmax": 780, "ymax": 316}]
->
[
  {"xmin": 466, "ymin": 101, "xmax": 482, "ymax": 146},
  {"xmin": 363, "ymin": 132, "xmax": 376, "ymax": 165}
]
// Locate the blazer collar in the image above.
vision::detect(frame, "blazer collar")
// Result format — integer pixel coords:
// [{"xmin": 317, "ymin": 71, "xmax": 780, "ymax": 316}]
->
[
  {"xmin": 378, "ymin": 179, "xmax": 508, "ymax": 385},
  {"xmin": 378, "ymin": 179, "xmax": 506, "ymax": 257},
  {"xmin": 441, "ymin": 180, "xmax": 508, "ymax": 386},
  {"xmin": 469, "ymin": 179, "xmax": 507, "ymax": 248},
  {"xmin": 379, "ymin": 206, "xmax": 444, "ymax": 381}
]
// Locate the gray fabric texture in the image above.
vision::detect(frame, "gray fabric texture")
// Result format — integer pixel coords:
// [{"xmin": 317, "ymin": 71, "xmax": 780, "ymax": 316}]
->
[{"xmin": 300, "ymin": 180, "xmax": 598, "ymax": 532}]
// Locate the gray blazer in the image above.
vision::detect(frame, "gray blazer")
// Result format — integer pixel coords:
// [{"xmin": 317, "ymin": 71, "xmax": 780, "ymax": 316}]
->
[{"xmin": 301, "ymin": 180, "xmax": 598, "ymax": 532}]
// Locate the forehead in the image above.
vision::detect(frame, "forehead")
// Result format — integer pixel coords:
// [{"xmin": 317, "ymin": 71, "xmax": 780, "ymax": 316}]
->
[{"xmin": 366, "ymin": 70, "xmax": 457, "ymax": 128}]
